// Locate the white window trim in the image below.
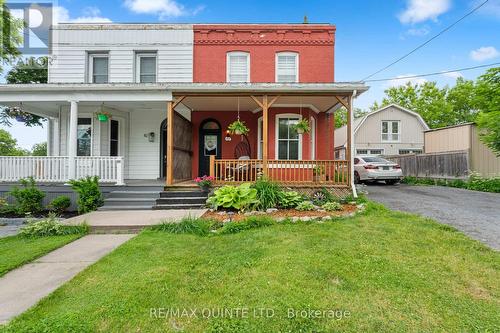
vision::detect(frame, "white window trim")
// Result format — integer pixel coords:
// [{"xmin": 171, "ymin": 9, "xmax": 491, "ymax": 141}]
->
[
  {"xmin": 356, "ymin": 148, "xmax": 385, "ymax": 155},
  {"xmin": 381, "ymin": 120, "xmax": 401, "ymax": 143},
  {"xmin": 87, "ymin": 53, "xmax": 109, "ymax": 84},
  {"xmin": 275, "ymin": 113, "xmax": 303, "ymax": 160},
  {"xmin": 135, "ymin": 52, "xmax": 158, "ymax": 83},
  {"xmin": 72, "ymin": 114, "xmax": 93, "ymax": 156},
  {"xmin": 310, "ymin": 116, "xmax": 316, "ymax": 160},
  {"xmin": 226, "ymin": 51, "xmax": 250, "ymax": 83},
  {"xmin": 275, "ymin": 52, "xmax": 299, "ymax": 83},
  {"xmin": 398, "ymin": 148, "xmax": 423, "ymax": 155},
  {"xmin": 257, "ymin": 116, "xmax": 263, "ymax": 159}
]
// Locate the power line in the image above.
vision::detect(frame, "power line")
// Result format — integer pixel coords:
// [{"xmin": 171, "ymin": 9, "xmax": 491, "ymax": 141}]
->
[
  {"xmin": 363, "ymin": 62, "xmax": 500, "ymax": 83},
  {"xmin": 361, "ymin": 0, "xmax": 490, "ymax": 81}
]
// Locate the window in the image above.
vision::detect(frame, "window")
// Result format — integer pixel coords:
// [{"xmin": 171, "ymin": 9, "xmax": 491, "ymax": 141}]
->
[
  {"xmin": 136, "ymin": 53, "xmax": 157, "ymax": 83},
  {"xmin": 77, "ymin": 118, "xmax": 92, "ymax": 156},
  {"xmin": 227, "ymin": 52, "xmax": 249, "ymax": 82},
  {"xmin": 110, "ymin": 120, "xmax": 119, "ymax": 156},
  {"xmin": 382, "ymin": 121, "xmax": 400, "ymax": 142},
  {"xmin": 276, "ymin": 115, "xmax": 301, "ymax": 160},
  {"xmin": 399, "ymin": 149, "xmax": 422, "ymax": 155},
  {"xmin": 88, "ymin": 53, "xmax": 108, "ymax": 83},
  {"xmin": 309, "ymin": 117, "xmax": 316, "ymax": 159},
  {"xmin": 276, "ymin": 52, "xmax": 298, "ymax": 82},
  {"xmin": 356, "ymin": 148, "xmax": 384, "ymax": 156},
  {"xmin": 257, "ymin": 117, "xmax": 263, "ymax": 159}
]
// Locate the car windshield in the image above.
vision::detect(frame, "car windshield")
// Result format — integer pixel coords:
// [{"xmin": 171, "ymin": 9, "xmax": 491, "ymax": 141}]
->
[{"xmin": 362, "ymin": 157, "xmax": 390, "ymax": 163}]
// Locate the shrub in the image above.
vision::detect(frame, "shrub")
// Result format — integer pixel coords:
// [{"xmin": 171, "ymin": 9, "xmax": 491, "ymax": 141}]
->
[
  {"xmin": 278, "ymin": 191, "xmax": 303, "ymax": 209},
  {"xmin": 20, "ymin": 214, "xmax": 88, "ymax": 237},
  {"xmin": 48, "ymin": 196, "xmax": 71, "ymax": 215},
  {"xmin": 8, "ymin": 177, "xmax": 45, "ymax": 215},
  {"xmin": 253, "ymin": 178, "xmax": 282, "ymax": 210},
  {"xmin": 322, "ymin": 201, "xmax": 342, "ymax": 212},
  {"xmin": 69, "ymin": 176, "xmax": 103, "ymax": 214},
  {"xmin": 219, "ymin": 216, "xmax": 275, "ymax": 234},
  {"xmin": 296, "ymin": 201, "xmax": 316, "ymax": 211},
  {"xmin": 151, "ymin": 217, "xmax": 221, "ymax": 236},
  {"xmin": 467, "ymin": 174, "xmax": 500, "ymax": 193},
  {"xmin": 206, "ymin": 183, "xmax": 259, "ymax": 212}
]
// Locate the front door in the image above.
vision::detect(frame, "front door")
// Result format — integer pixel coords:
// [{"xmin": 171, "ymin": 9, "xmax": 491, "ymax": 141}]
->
[{"xmin": 199, "ymin": 119, "xmax": 221, "ymax": 176}]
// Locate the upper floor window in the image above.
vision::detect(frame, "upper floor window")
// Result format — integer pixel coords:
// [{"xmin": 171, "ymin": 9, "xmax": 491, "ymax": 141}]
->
[
  {"xmin": 88, "ymin": 53, "xmax": 108, "ymax": 83},
  {"xmin": 227, "ymin": 52, "xmax": 249, "ymax": 82},
  {"xmin": 381, "ymin": 120, "xmax": 400, "ymax": 142},
  {"xmin": 276, "ymin": 52, "xmax": 298, "ymax": 83},
  {"xmin": 136, "ymin": 52, "xmax": 157, "ymax": 83}
]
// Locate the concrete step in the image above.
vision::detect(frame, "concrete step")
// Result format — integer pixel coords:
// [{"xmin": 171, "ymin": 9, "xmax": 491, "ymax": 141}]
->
[
  {"xmin": 160, "ymin": 191, "xmax": 208, "ymax": 198},
  {"xmin": 163, "ymin": 185, "xmax": 199, "ymax": 191},
  {"xmin": 98, "ymin": 205, "xmax": 154, "ymax": 211},
  {"xmin": 153, "ymin": 203, "xmax": 206, "ymax": 210},
  {"xmin": 90, "ymin": 225, "xmax": 146, "ymax": 234},
  {"xmin": 108, "ymin": 191, "xmax": 160, "ymax": 199},
  {"xmin": 156, "ymin": 197, "xmax": 207, "ymax": 205}
]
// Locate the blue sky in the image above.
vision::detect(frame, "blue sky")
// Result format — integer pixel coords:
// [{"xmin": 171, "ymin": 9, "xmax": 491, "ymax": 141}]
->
[{"xmin": 2, "ymin": 0, "xmax": 500, "ymax": 149}]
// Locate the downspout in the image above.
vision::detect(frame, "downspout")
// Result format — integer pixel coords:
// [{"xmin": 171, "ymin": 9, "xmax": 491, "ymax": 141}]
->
[{"xmin": 350, "ymin": 90, "xmax": 358, "ymax": 198}]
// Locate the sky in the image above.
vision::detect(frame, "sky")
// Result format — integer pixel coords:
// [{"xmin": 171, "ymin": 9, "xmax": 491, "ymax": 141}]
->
[{"xmin": 1, "ymin": 0, "xmax": 499, "ymax": 149}]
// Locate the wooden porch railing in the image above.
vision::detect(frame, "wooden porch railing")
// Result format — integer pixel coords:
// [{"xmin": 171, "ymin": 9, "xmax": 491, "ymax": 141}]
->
[
  {"xmin": 0, "ymin": 156, "xmax": 124, "ymax": 184},
  {"xmin": 210, "ymin": 157, "xmax": 350, "ymax": 186}
]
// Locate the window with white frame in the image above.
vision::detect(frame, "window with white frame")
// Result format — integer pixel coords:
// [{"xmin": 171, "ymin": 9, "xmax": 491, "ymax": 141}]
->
[
  {"xmin": 110, "ymin": 119, "xmax": 119, "ymax": 156},
  {"xmin": 276, "ymin": 115, "xmax": 301, "ymax": 160},
  {"xmin": 77, "ymin": 118, "xmax": 92, "ymax": 156},
  {"xmin": 276, "ymin": 52, "xmax": 298, "ymax": 82},
  {"xmin": 88, "ymin": 53, "xmax": 108, "ymax": 83},
  {"xmin": 257, "ymin": 117, "xmax": 263, "ymax": 159},
  {"xmin": 381, "ymin": 120, "xmax": 400, "ymax": 142},
  {"xmin": 356, "ymin": 148, "xmax": 384, "ymax": 156},
  {"xmin": 399, "ymin": 149, "xmax": 422, "ymax": 155},
  {"xmin": 136, "ymin": 52, "xmax": 157, "ymax": 83},
  {"xmin": 309, "ymin": 116, "xmax": 316, "ymax": 159},
  {"xmin": 227, "ymin": 52, "xmax": 249, "ymax": 82}
]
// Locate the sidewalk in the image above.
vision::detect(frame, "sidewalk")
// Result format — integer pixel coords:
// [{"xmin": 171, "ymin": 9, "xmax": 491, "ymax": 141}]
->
[{"xmin": 0, "ymin": 234, "xmax": 134, "ymax": 324}]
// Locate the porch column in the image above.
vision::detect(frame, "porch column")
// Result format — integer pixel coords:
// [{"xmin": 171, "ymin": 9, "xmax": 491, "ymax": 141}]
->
[
  {"xmin": 166, "ymin": 100, "xmax": 174, "ymax": 185},
  {"xmin": 68, "ymin": 100, "xmax": 78, "ymax": 180},
  {"xmin": 346, "ymin": 95, "xmax": 353, "ymax": 186},
  {"xmin": 262, "ymin": 95, "xmax": 269, "ymax": 177}
]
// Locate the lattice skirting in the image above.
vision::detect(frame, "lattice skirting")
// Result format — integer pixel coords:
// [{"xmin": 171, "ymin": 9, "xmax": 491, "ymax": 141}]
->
[{"xmin": 278, "ymin": 185, "xmax": 352, "ymax": 198}]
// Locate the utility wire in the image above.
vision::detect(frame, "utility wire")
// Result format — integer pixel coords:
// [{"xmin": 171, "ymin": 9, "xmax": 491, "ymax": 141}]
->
[
  {"xmin": 364, "ymin": 62, "xmax": 500, "ymax": 82},
  {"xmin": 361, "ymin": 0, "xmax": 490, "ymax": 81}
]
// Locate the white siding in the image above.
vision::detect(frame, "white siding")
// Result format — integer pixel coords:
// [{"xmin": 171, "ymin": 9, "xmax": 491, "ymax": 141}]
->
[{"xmin": 49, "ymin": 24, "xmax": 193, "ymax": 83}]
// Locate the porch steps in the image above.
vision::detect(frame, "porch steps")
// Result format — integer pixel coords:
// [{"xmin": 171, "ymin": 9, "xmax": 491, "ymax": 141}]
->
[
  {"xmin": 99, "ymin": 187, "xmax": 163, "ymax": 211},
  {"xmin": 153, "ymin": 190, "xmax": 208, "ymax": 210}
]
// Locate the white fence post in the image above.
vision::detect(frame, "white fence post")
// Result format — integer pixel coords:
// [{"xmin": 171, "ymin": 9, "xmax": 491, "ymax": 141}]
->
[{"xmin": 116, "ymin": 157, "xmax": 125, "ymax": 185}]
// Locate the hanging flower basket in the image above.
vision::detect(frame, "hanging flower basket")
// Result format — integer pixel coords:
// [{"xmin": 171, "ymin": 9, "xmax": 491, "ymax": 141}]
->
[
  {"xmin": 96, "ymin": 112, "xmax": 111, "ymax": 122},
  {"xmin": 293, "ymin": 119, "xmax": 311, "ymax": 134},
  {"xmin": 227, "ymin": 119, "xmax": 249, "ymax": 135}
]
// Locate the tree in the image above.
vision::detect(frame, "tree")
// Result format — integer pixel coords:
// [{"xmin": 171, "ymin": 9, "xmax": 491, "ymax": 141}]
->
[
  {"xmin": 334, "ymin": 107, "xmax": 368, "ymax": 128},
  {"xmin": 0, "ymin": 0, "xmax": 23, "ymax": 73},
  {"xmin": 0, "ymin": 129, "xmax": 28, "ymax": 156},
  {"xmin": 475, "ymin": 67, "xmax": 500, "ymax": 155},
  {"xmin": 6, "ymin": 57, "xmax": 48, "ymax": 83},
  {"xmin": 31, "ymin": 142, "xmax": 47, "ymax": 156}
]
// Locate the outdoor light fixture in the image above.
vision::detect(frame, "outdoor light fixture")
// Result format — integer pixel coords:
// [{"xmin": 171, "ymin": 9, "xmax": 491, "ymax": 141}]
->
[
  {"xmin": 144, "ymin": 132, "xmax": 155, "ymax": 142},
  {"xmin": 225, "ymin": 130, "xmax": 232, "ymax": 142}
]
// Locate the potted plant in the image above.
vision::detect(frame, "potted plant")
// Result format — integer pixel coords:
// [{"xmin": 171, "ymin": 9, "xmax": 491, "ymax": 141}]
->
[
  {"xmin": 313, "ymin": 165, "xmax": 325, "ymax": 182},
  {"xmin": 194, "ymin": 175, "xmax": 215, "ymax": 192},
  {"xmin": 96, "ymin": 111, "xmax": 111, "ymax": 122},
  {"xmin": 293, "ymin": 119, "xmax": 310, "ymax": 134},
  {"xmin": 227, "ymin": 119, "xmax": 249, "ymax": 135}
]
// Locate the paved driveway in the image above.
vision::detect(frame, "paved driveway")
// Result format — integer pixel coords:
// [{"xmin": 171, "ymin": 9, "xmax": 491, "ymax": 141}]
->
[{"xmin": 363, "ymin": 183, "xmax": 500, "ymax": 250}]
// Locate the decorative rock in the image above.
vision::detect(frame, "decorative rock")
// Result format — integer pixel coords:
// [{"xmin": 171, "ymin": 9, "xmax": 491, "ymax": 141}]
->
[
  {"xmin": 291, "ymin": 216, "xmax": 300, "ymax": 222},
  {"xmin": 217, "ymin": 211, "xmax": 226, "ymax": 216},
  {"xmin": 300, "ymin": 216, "xmax": 312, "ymax": 222},
  {"xmin": 322, "ymin": 216, "xmax": 331, "ymax": 221},
  {"xmin": 222, "ymin": 219, "xmax": 230, "ymax": 223},
  {"xmin": 266, "ymin": 208, "xmax": 278, "ymax": 214},
  {"xmin": 317, "ymin": 209, "xmax": 326, "ymax": 212},
  {"xmin": 275, "ymin": 217, "xmax": 286, "ymax": 222}
]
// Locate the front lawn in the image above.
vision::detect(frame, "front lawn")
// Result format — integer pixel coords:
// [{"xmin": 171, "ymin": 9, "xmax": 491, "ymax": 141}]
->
[
  {"xmin": 2, "ymin": 203, "xmax": 499, "ymax": 332},
  {"xmin": 0, "ymin": 234, "xmax": 82, "ymax": 277}
]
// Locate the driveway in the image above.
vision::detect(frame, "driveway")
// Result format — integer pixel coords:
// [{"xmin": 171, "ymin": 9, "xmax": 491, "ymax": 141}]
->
[{"xmin": 363, "ymin": 183, "xmax": 500, "ymax": 250}]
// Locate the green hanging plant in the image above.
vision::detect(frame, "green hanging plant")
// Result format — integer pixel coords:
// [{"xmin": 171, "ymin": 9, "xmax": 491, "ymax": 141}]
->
[
  {"xmin": 228, "ymin": 119, "xmax": 249, "ymax": 135},
  {"xmin": 293, "ymin": 118, "xmax": 310, "ymax": 134},
  {"xmin": 96, "ymin": 111, "xmax": 111, "ymax": 122}
]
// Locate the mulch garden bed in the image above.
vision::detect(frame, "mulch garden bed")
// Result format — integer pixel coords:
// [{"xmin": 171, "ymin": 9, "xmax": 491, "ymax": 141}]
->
[{"xmin": 202, "ymin": 204, "xmax": 358, "ymax": 222}]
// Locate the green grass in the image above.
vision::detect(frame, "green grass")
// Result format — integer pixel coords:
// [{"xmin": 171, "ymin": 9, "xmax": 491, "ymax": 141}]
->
[
  {"xmin": 0, "ymin": 234, "xmax": 83, "ymax": 277},
  {"xmin": 2, "ymin": 203, "xmax": 499, "ymax": 332}
]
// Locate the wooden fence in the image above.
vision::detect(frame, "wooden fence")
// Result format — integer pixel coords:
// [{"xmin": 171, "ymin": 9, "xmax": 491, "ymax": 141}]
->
[{"xmin": 385, "ymin": 150, "xmax": 469, "ymax": 179}]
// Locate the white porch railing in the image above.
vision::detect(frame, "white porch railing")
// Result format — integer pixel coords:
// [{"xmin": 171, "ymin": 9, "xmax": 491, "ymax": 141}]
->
[{"xmin": 0, "ymin": 156, "xmax": 124, "ymax": 185}]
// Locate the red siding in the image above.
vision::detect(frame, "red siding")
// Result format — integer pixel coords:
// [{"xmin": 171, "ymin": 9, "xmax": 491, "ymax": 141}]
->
[{"xmin": 193, "ymin": 24, "xmax": 335, "ymax": 83}]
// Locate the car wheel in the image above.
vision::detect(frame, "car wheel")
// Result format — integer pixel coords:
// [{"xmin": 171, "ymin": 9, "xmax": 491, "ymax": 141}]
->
[
  {"xmin": 354, "ymin": 171, "xmax": 361, "ymax": 184},
  {"xmin": 385, "ymin": 180, "xmax": 399, "ymax": 185}
]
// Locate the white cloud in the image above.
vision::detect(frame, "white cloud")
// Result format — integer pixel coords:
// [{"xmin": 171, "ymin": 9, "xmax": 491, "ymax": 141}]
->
[
  {"xmin": 54, "ymin": 6, "xmax": 112, "ymax": 23},
  {"xmin": 399, "ymin": 0, "xmax": 451, "ymax": 24},
  {"xmin": 470, "ymin": 46, "xmax": 500, "ymax": 61},
  {"xmin": 406, "ymin": 26, "xmax": 430, "ymax": 36},
  {"xmin": 124, "ymin": 0, "xmax": 185, "ymax": 18},
  {"xmin": 441, "ymin": 71, "xmax": 463, "ymax": 79},
  {"xmin": 387, "ymin": 74, "xmax": 428, "ymax": 88}
]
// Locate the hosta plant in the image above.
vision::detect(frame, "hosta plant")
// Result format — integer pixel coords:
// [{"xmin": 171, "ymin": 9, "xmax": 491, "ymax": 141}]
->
[
  {"xmin": 278, "ymin": 191, "xmax": 303, "ymax": 209},
  {"xmin": 206, "ymin": 183, "xmax": 258, "ymax": 212},
  {"xmin": 296, "ymin": 201, "xmax": 316, "ymax": 211},
  {"xmin": 322, "ymin": 201, "xmax": 342, "ymax": 212}
]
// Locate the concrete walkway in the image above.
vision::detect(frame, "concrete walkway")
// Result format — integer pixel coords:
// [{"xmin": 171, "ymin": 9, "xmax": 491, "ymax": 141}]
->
[
  {"xmin": 64, "ymin": 209, "xmax": 207, "ymax": 233},
  {"xmin": 0, "ymin": 234, "xmax": 134, "ymax": 324}
]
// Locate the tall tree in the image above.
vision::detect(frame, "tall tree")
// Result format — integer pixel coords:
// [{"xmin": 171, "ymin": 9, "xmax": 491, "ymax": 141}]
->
[
  {"xmin": 0, "ymin": 129, "xmax": 28, "ymax": 156},
  {"xmin": 0, "ymin": 0, "xmax": 23, "ymax": 73},
  {"xmin": 475, "ymin": 67, "xmax": 500, "ymax": 155},
  {"xmin": 31, "ymin": 142, "xmax": 47, "ymax": 156},
  {"xmin": 334, "ymin": 107, "xmax": 368, "ymax": 128},
  {"xmin": 6, "ymin": 56, "xmax": 48, "ymax": 83}
]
